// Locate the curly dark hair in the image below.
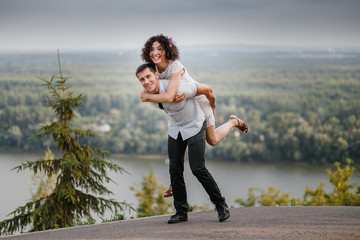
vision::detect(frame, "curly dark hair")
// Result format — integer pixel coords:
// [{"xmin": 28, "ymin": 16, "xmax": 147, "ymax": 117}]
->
[{"xmin": 141, "ymin": 34, "xmax": 180, "ymax": 64}]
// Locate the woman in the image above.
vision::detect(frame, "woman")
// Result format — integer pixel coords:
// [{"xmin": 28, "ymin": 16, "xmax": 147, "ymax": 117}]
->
[{"xmin": 140, "ymin": 34, "xmax": 248, "ymax": 197}]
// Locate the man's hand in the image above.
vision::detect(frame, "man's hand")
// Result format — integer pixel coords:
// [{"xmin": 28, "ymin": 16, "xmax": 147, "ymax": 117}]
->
[
  {"xmin": 140, "ymin": 91, "xmax": 150, "ymax": 102},
  {"xmin": 173, "ymin": 93, "xmax": 186, "ymax": 103}
]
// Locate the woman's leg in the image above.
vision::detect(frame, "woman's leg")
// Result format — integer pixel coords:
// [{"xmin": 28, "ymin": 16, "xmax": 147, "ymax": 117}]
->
[
  {"xmin": 206, "ymin": 115, "xmax": 247, "ymax": 146},
  {"xmin": 206, "ymin": 117, "xmax": 236, "ymax": 146},
  {"xmin": 196, "ymin": 95, "xmax": 247, "ymax": 146}
]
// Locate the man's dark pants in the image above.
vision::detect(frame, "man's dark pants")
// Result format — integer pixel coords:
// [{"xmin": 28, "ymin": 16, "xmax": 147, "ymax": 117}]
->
[{"xmin": 168, "ymin": 121, "xmax": 225, "ymax": 214}]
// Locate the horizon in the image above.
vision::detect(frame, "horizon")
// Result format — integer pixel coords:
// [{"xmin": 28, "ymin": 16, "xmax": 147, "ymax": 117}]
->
[{"xmin": 1, "ymin": 43, "xmax": 360, "ymax": 55}]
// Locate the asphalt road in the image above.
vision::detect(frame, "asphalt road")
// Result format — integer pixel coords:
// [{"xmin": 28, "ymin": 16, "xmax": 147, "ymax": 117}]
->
[{"xmin": 2, "ymin": 206, "xmax": 360, "ymax": 240}]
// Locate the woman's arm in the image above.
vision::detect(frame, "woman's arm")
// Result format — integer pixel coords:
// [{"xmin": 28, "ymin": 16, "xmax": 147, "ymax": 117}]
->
[
  {"xmin": 140, "ymin": 69, "xmax": 185, "ymax": 103},
  {"xmin": 196, "ymin": 83, "xmax": 216, "ymax": 115}
]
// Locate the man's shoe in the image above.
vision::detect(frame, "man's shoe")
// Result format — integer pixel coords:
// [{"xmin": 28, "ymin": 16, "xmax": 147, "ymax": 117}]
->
[
  {"xmin": 216, "ymin": 203, "xmax": 230, "ymax": 222},
  {"xmin": 168, "ymin": 212, "xmax": 188, "ymax": 224}
]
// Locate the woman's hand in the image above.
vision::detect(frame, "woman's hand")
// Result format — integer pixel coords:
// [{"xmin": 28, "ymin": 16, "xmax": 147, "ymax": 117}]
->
[
  {"xmin": 172, "ymin": 93, "xmax": 186, "ymax": 102},
  {"xmin": 140, "ymin": 91, "xmax": 150, "ymax": 102}
]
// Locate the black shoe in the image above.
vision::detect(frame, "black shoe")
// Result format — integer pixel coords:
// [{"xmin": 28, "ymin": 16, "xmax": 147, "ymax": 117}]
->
[
  {"xmin": 216, "ymin": 203, "xmax": 230, "ymax": 222},
  {"xmin": 168, "ymin": 212, "xmax": 188, "ymax": 224}
]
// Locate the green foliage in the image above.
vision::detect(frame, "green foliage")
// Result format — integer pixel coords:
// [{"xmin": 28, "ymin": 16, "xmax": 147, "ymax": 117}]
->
[
  {"xmin": 131, "ymin": 169, "xmax": 173, "ymax": 217},
  {"xmin": 72, "ymin": 217, "xmax": 96, "ymax": 226},
  {"xmin": 188, "ymin": 203, "xmax": 211, "ymax": 212},
  {"xmin": 235, "ymin": 187, "xmax": 258, "ymax": 207},
  {"xmin": 236, "ymin": 159, "xmax": 360, "ymax": 207},
  {"xmin": 236, "ymin": 187, "xmax": 298, "ymax": 207},
  {"xmin": 1, "ymin": 50, "xmax": 360, "ymax": 165},
  {"xmin": 0, "ymin": 51, "xmax": 131, "ymax": 236},
  {"xmin": 303, "ymin": 159, "xmax": 360, "ymax": 206},
  {"xmin": 100, "ymin": 214, "xmax": 126, "ymax": 223},
  {"xmin": 258, "ymin": 187, "xmax": 294, "ymax": 206}
]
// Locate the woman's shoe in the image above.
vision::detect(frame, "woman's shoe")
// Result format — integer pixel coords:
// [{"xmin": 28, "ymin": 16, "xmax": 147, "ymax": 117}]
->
[
  {"xmin": 231, "ymin": 115, "xmax": 248, "ymax": 134},
  {"xmin": 163, "ymin": 185, "xmax": 173, "ymax": 197}
]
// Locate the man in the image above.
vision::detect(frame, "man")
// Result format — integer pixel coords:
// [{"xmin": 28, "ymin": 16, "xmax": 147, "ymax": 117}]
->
[{"xmin": 136, "ymin": 63, "xmax": 230, "ymax": 223}]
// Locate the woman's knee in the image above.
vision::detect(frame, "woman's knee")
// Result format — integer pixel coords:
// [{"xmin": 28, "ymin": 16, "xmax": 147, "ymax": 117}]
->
[
  {"xmin": 206, "ymin": 138, "xmax": 217, "ymax": 146},
  {"xmin": 206, "ymin": 126, "xmax": 218, "ymax": 146}
]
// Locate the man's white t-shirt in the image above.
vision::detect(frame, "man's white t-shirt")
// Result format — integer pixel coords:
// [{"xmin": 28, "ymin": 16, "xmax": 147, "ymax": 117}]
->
[{"xmin": 153, "ymin": 79, "xmax": 205, "ymax": 140}]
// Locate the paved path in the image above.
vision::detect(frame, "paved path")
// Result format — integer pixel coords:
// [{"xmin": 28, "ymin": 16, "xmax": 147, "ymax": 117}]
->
[{"xmin": 2, "ymin": 206, "xmax": 360, "ymax": 240}]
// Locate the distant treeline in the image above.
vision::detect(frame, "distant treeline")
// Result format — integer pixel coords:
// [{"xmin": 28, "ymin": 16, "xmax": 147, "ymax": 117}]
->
[{"xmin": 1, "ymin": 49, "xmax": 359, "ymax": 165}]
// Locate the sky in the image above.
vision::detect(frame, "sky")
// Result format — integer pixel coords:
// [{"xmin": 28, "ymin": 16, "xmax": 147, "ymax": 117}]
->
[{"xmin": 0, "ymin": 0, "xmax": 359, "ymax": 51}]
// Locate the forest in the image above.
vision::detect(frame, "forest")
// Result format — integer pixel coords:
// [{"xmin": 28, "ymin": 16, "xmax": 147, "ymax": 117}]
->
[{"xmin": 1, "ymin": 46, "xmax": 359, "ymax": 165}]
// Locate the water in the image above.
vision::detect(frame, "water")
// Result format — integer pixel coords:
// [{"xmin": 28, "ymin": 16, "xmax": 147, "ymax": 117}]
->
[{"xmin": 1, "ymin": 153, "xmax": 359, "ymax": 221}]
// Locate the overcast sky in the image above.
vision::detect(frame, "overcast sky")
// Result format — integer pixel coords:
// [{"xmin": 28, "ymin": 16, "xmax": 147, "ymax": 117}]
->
[{"xmin": 1, "ymin": 0, "xmax": 359, "ymax": 51}]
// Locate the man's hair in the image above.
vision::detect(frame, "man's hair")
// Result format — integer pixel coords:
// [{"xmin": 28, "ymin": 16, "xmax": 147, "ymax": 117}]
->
[{"xmin": 135, "ymin": 63, "xmax": 157, "ymax": 77}]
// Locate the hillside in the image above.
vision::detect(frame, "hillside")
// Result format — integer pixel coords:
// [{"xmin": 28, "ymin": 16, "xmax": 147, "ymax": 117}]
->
[{"xmin": 1, "ymin": 46, "xmax": 360, "ymax": 164}]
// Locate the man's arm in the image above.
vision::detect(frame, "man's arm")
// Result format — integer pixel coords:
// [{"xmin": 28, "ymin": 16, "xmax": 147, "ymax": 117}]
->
[
  {"xmin": 196, "ymin": 83, "xmax": 216, "ymax": 115},
  {"xmin": 140, "ymin": 90, "xmax": 185, "ymax": 103}
]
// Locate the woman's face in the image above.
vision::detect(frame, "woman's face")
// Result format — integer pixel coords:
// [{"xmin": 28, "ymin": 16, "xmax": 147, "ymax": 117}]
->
[{"xmin": 150, "ymin": 41, "xmax": 166, "ymax": 65}]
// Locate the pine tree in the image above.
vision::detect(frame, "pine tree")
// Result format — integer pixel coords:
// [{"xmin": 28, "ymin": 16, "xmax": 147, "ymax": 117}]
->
[{"xmin": 0, "ymin": 50, "xmax": 130, "ymax": 236}]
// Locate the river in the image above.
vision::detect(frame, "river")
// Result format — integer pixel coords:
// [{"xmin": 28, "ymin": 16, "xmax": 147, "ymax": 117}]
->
[{"xmin": 1, "ymin": 153, "xmax": 359, "ymax": 221}]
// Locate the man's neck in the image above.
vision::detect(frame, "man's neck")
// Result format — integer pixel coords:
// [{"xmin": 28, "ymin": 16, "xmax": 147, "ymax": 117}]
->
[{"xmin": 153, "ymin": 80, "xmax": 160, "ymax": 94}]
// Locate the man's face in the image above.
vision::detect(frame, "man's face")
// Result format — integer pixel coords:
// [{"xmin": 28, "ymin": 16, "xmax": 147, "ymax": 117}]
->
[{"xmin": 137, "ymin": 68, "xmax": 160, "ymax": 93}]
